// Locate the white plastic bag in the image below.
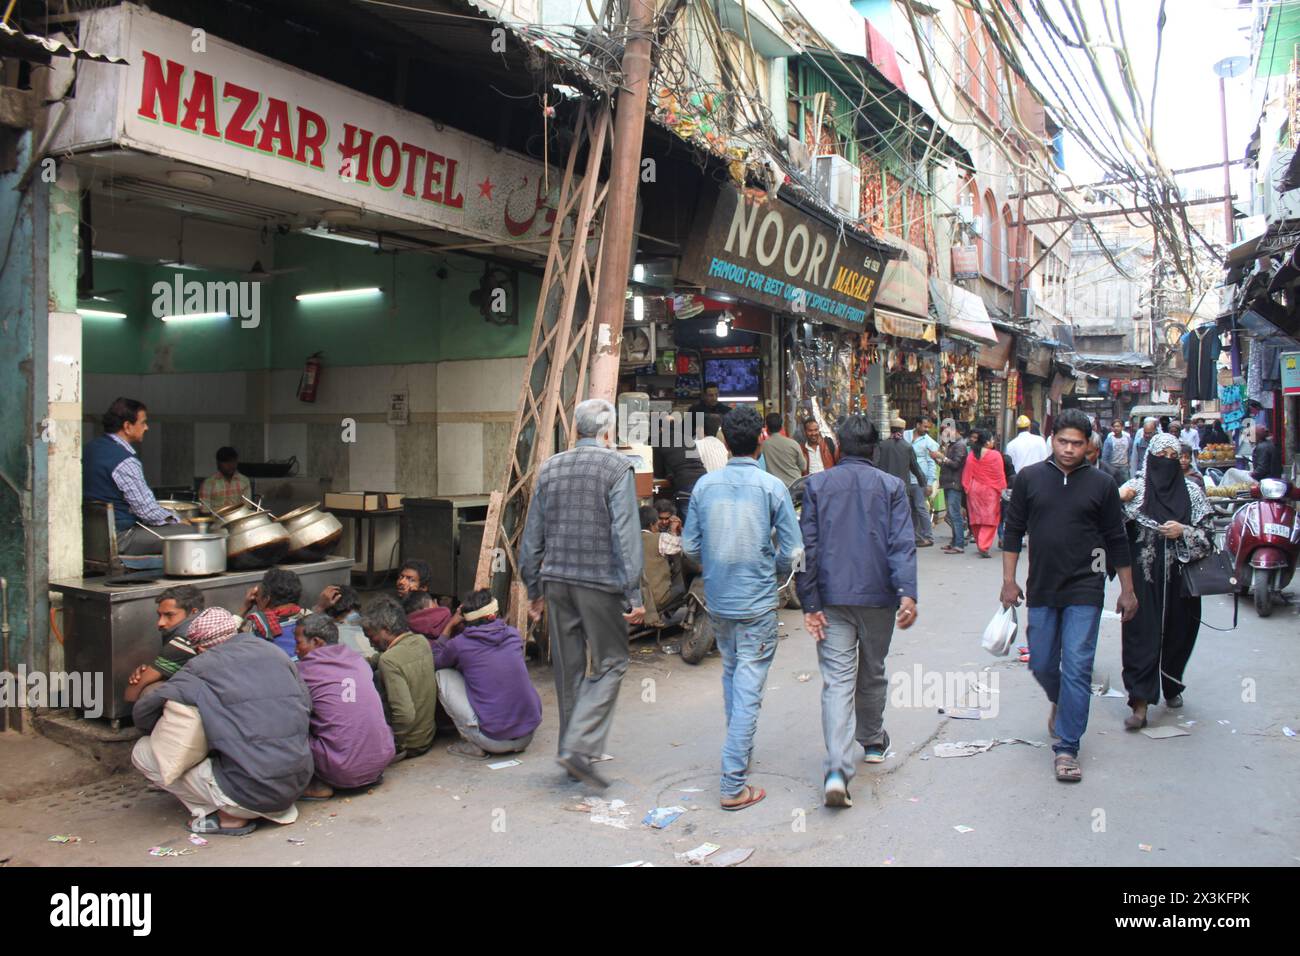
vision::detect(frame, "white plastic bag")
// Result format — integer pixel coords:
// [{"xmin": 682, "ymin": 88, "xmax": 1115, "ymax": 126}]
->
[{"xmin": 981, "ymin": 605, "xmax": 1018, "ymax": 657}]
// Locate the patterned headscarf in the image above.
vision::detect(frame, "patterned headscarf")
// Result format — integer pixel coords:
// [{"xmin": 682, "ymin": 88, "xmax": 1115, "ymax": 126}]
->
[
  {"xmin": 1124, "ymin": 432, "xmax": 1211, "ymax": 531},
  {"xmin": 1143, "ymin": 431, "xmax": 1181, "ymax": 465},
  {"xmin": 186, "ymin": 607, "xmax": 239, "ymax": 651}
]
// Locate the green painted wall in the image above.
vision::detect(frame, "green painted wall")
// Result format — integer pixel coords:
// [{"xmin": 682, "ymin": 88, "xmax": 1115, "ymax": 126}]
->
[{"xmin": 82, "ymin": 236, "xmax": 539, "ymax": 374}]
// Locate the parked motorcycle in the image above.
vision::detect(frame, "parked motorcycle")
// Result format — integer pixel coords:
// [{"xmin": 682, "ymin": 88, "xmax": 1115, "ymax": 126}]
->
[{"xmin": 1225, "ymin": 478, "xmax": 1300, "ymax": 617}]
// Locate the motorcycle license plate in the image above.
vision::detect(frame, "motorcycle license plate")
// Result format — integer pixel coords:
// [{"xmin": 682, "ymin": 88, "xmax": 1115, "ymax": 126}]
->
[{"xmin": 1263, "ymin": 522, "xmax": 1291, "ymax": 538}]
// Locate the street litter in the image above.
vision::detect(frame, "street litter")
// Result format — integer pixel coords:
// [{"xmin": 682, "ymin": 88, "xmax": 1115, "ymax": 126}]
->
[
  {"xmin": 1141, "ymin": 726, "xmax": 1190, "ymax": 740},
  {"xmin": 971, "ymin": 682, "xmax": 999, "ymax": 695},
  {"xmin": 566, "ymin": 796, "xmax": 631, "ymax": 829},
  {"xmin": 1284, "ymin": 727, "xmax": 1297, "ymax": 738},
  {"xmin": 677, "ymin": 787, "xmax": 704, "ymax": 793},
  {"xmin": 940, "ymin": 707, "xmax": 985, "ymax": 720},
  {"xmin": 593, "ymin": 754, "xmax": 615, "ymax": 763},
  {"xmin": 675, "ymin": 843, "xmax": 721, "ymax": 864},
  {"xmin": 953, "ymin": 825, "xmax": 974, "ymax": 834},
  {"xmin": 148, "ymin": 846, "xmax": 194, "ymax": 857},
  {"xmin": 883, "ymin": 856, "xmax": 895, "ymax": 865},
  {"xmin": 706, "ymin": 847, "xmax": 754, "ymax": 866},
  {"xmin": 615, "ymin": 860, "xmax": 654, "ymax": 867},
  {"xmin": 1138, "ymin": 844, "xmax": 1152, "ymax": 852},
  {"xmin": 796, "ymin": 673, "xmax": 811, "ymax": 682},
  {"xmin": 663, "ymin": 645, "xmax": 680, "ymax": 655},
  {"xmin": 287, "ymin": 837, "xmax": 306, "ymax": 845},
  {"xmin": 1179, "ymin": 720, "xmax": 1197, "ymax": 727},
  {"xmin": 188, "ymin": 835, "xmax": 208, "ymax": 847},
  {"xmin": 47, "ymin": 835, "xmax": 80, "ymax": 844},
  {"xmin": 908, "ymin": 797, "xmax": 920, "ymax": 803},
  {"xmin": 488, "ymin": 759, "xmax": 522, "ymax": 770},
  {"xmin": 642, "ymin": 806, "xmax": 687, "ymax": 829},
  {"xmin": 933, "ymin": 737, "xmax": 1046, "ymax": 758},
  {"xmin": 1218, "ymin": 720, "xmax": 1231, "ymax": 725}
]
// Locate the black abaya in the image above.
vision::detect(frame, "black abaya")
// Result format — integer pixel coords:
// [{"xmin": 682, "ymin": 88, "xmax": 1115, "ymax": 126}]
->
[{"xmin": 1120, "ymin": 526, "xmax": 1202, "ymax": 705}]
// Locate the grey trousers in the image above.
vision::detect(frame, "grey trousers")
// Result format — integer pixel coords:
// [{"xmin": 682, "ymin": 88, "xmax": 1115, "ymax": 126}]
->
[
  {"xmin": 910, "ymin": 483, "xmax": 933, "ymax": 542},
  {"xmin": 118, "ymin": 522, "xmax": 194, "ymax": 555},
  {"xmin": 817, "ymin": 605, "xmax": 897, "ymax": 782},
  {"xmin": 132, "ymin": 736, "xmax": 298, "ymax": 824},
  {"xmin": 545, "ymin": 581, "xmax": 629, "ymax": 760},
  {"xmin": 435, "ymin": 669, "xmax": 534, "ymax": 754}
]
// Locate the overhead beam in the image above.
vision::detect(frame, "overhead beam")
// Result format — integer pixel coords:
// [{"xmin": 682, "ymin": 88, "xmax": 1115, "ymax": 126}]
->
[
  {"xmin": 1010, "ymin": 160, "xmax": 1247, "ymax": 199},
  {"xmin": 1013, "ymin": 194, "xmax": 1233, "ymax": 228}
]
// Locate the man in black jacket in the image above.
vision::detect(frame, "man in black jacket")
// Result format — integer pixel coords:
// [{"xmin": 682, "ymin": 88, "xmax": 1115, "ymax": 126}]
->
[
  {"xmin": 931, "ymin": 420, "xmax": 968, "ymax": 553},
  {"xmin": 1251, "ymin": 426, "xmax": 1282, "ymax": 481},
  {"xmin": 1000, "ymin": 409, "xmax": 1137, "ymax": 785},
  {"xmin": 873, "ymin": 418, "xmax": 930, "ymax": 546},
  {"xmin": 132, "ymin": 623, "xmax": 313, "ymax": 836}
]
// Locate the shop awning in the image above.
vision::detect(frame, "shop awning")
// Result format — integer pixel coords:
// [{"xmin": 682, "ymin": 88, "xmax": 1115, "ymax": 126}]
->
[
  {"xmin": 874, "ymin": 308, "xmax": 936, "ymax": 343},
  {"xmin": 929, "ymin": 279, "xmax": 998, "ymax": 345}
]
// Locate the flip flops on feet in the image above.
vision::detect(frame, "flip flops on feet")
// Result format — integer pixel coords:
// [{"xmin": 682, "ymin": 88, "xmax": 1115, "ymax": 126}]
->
[
  {"xmin": 190, "ymin": 815, "xmax": 256, "ymax": 836},
  {"xmin": 720, "ymin": 785, "xmax": 766, "ymax": 811}
]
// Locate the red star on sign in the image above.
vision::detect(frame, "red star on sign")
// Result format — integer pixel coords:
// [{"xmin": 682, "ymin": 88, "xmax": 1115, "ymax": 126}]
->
[{"xmin": 477, "ymin": 177, "xmax": 494, "ymax": 200}]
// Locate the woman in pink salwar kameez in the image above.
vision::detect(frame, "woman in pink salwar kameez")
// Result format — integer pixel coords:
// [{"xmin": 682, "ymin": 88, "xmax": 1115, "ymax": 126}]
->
[{"xmin": 961, "ymin": 430, "xmax": 1007, "ymax": 558}]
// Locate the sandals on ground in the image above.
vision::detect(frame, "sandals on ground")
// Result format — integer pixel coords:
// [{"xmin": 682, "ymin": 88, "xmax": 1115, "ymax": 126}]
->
[
  {"xmin": 720, "ymin": 785, "xmax": 766, "ymax": 811},
  {"xmin": 1053, "ymin": 754, "xmax": 1082, "ymax": 783}
]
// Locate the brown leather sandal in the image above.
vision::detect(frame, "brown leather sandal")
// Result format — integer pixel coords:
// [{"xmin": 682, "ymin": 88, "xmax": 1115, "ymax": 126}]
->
[
  {"xmin": 720, "ymin": 785, "xmax": 766, "ymax": 811},
  {"xmin": 1053, "ymin": 754, "xmax": 1082, "ymax": 782}
]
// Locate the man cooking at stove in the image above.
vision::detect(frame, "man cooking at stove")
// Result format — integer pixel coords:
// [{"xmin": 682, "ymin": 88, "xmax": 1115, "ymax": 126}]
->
[
  {"xmin": 83, "ymin": 397, "xmax": 188, "ymax": 555},
  {"xmin": 198, "ymin": 446, "xmax": 252, "ymax": 514}
]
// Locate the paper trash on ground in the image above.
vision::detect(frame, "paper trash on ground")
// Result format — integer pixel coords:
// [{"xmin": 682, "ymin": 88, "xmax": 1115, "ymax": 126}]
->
[
  {"xmin": 934, "ymin": 738, "xmax": 1046, "ymax": 758},
  {"xmin": 566, "ymin": 796, "xmax": 632, "ymax": 829},
  {"xmin": 642, "ymin": 806, "xmax": 687, "ymax": 829},
  {"xmin": 675, "ymin": 843, "xmax": 721, "ymax": 864},
  {"xmin": 942, "ymin": 707, "xmax": 985, "ymax": 720},
  {"xmin": 953, "ymin": 825, "xmax": 975, "ymax": 833},
  {"xmin": 705, "ymin": 847, "xmax": 754, "ymax": 866},
  {"xmin": 47, "ymin": 835, "xmax": 81, "ymax": 844},
  {"xmin": 1140, "ymin": 726, "xmax": 1190, "ymax": 739},
  {"xmin": 1283, "ymin": 726, "xmax": 1297, "ymax": 738},
  {"xmin": 487, "ymin": 759, "xmax": 522, "ymax": 770}
]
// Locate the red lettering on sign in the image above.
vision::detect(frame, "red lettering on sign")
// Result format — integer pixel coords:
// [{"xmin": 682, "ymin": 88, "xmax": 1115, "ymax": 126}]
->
[
  {"xmin": 295, "ymin": 107, "xmax": 326, "ymax": 169},
  {"xmin": 373, "ymin": 135, "xmax": 400, "ymax": 189},
  {"xmin": 137, "ymin": 50, "xmax": 184, "ymax": 125},
  {"xmin": 422, "ymin": 151, "xmax": 446, "ymax": 203},
  {"xmin": 256, "ymin": 97, "xmax": 295, "ymax": 159},
  {"xmin": 400, "ymin": 142, "xmax": 425, "ymax": 197},
  {"xmin": 442, "ymin": 157, "xmax": 464, "ymax": 209},
  {"xmin": 339, "ymin": 123, "xmax": 373, "ymax": 183},
  {"xmin": 179, "ymin": 71, "xmax": 219, "ymax": 137},
  {"xmin": 222, "ymin": 82, "xmax": 259, "ymax": 149}
]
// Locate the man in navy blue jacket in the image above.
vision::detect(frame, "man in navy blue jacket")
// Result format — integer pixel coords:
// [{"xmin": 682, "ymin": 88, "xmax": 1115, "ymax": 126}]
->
[{"xmin": 795, "ymin": 416, "xmax": 917, "ymax": 809}]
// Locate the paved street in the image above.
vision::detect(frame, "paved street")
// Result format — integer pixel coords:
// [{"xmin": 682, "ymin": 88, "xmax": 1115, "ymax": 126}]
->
[{"xmin": 2, "ymin": 545, "xmax": 1297, "ymax": 868}]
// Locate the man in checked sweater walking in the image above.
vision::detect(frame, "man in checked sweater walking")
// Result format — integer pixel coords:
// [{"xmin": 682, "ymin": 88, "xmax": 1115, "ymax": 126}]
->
[{"xmin": 520, "ymin": 398, "xmax": 644, "ymax": 789}]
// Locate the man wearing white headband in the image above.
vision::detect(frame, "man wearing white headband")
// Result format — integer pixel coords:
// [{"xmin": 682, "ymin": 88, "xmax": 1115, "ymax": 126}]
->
[{"xmin": 430, "ymin": 589, "xmax": 542, "ymax": 758}]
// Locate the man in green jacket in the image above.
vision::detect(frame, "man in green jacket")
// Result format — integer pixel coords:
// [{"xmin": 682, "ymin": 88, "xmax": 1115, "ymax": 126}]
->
[{"xmin": 363, "ymin": 596, "xmax": 437, "ymax": 758}]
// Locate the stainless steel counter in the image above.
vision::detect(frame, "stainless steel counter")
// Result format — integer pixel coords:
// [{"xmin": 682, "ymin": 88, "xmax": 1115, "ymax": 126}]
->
[{"xmin": 51, "ymin": 557, "xmax": 353, "ymax": 724}]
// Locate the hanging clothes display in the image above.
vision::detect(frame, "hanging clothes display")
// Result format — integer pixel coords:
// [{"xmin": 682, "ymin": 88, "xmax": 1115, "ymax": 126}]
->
[{"xmin": 1182, "ymin": 326, "xmax": 1222, "ymax": 400}]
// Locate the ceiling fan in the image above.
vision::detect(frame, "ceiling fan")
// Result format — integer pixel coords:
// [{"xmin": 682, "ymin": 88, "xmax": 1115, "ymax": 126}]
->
[{"xmin": 243, "ymin": 259, "xmax": 305, "ymax": 281}]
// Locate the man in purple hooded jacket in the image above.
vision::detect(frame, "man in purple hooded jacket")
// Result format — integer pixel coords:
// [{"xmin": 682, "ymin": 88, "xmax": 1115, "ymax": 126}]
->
[
  {"xmin": 294, "ymin": 613, "xmax": 395, "ymax": 798},
  {"xmin": 431, "ymin": 590, "xmax": 542, "ymax": 758}
]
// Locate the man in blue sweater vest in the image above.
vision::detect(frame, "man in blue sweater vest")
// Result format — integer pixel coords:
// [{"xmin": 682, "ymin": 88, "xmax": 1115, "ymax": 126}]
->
[{"xmin": 83, "ymin": 398, "xmax": 186, "ymax": 554}]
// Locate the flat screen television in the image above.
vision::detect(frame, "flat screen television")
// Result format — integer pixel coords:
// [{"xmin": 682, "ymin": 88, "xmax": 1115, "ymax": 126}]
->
[{"xmin": 703, "ymin": 357, "xmax": 760, "ymax": 400}]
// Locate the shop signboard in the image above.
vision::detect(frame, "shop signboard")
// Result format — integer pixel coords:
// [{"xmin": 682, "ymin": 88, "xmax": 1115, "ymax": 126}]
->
[
  {"xmin": 952, "ymin": 245, "xmax": 979, "ymax": 280},
  {"xmin": 59, "ymin": 4, "xmax": 573, "ymax": 248},
  {"xmin": 1283, "ymin": 351, "xmax": 1300, "ymax": 395},
  {"xmin": 977, "ymin": 329, "xmax": 1016, "ymax": 371},
  {"xmin": 679, "ymin": 184, "xmax": 893, "ymax": 331},
  {"xmin": 875, "ymin": 235, "xmax": 928, "ymax": 318}
]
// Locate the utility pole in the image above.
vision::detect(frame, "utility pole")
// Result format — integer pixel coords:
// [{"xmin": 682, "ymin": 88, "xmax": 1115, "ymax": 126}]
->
[{"xmin": 587, "ymin": 0, "xmax": 657, "ymax": 403}]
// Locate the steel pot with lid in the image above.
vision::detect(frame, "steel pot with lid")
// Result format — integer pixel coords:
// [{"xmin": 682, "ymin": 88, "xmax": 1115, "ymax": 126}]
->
[
  {"xmin": 225, "ymin": 517, "xmax": 292, "ymax": 570},
  {"xmin": 136, "ymin": 524, "xmax": 228, "ymax": 576},
  {"xmin": 284, "ymin": 510, "xmax": 344, "ymax": 562},
  {"xmin": 278, "ymin": 503, "xmax": 326, "ymax": 533},
  {"xmin": 213, "ymin": 502, "xmax": 260, "ymax": 524}
]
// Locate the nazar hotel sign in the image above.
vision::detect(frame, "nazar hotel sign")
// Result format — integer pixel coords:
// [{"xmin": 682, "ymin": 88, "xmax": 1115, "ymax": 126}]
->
[
  {"xmin": 58, "ymin": 4, "xmax": 573, "ymax": 248},
  {"xmin": 680, "ymin": 185, "xmax": 896, "ymax": 330}
]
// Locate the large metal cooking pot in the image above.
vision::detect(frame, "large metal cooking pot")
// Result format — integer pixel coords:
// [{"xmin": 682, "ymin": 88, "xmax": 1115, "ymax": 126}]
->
[
  {"xmin": 136, "ymin": 524, "xmax": 228, "ymax": 576},
  {"xmin": 213, "ymin": 502, "xmax": 261, "ymax": 524},
  {"xmin": 277, "ymin": 503, "xmax": 327, "ymax": 532},
  {"xmin": 220, "ymin": 510, "xmax": 277, "ymax": 535},
  {"xmin": 284, "ymin": 510, "xmax": 344, "ymax": 562},
  {"xmin": 158, "ymin": 499, "xmax": 202, "ymax": 518},
  {"xmin": 225, "ymin": 518, "xmax": 292, "ymax": 570}
]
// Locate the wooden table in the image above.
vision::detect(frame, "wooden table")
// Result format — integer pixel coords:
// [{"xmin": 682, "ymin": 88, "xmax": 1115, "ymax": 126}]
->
[{"xmin": 323, "ymin": 506, "xmax": 404, "ymax": 589}]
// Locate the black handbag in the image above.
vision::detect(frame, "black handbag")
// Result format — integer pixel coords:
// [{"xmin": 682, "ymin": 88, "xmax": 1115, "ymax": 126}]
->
[{"xmin": 1180, "ymin": 550, "xmax": 1239, "ymax": 597}]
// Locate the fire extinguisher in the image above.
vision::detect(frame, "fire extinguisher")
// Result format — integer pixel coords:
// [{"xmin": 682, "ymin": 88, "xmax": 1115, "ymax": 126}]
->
[{"xmin": 298, "ymin": 352, "xmax": 323, "ymax": 403}]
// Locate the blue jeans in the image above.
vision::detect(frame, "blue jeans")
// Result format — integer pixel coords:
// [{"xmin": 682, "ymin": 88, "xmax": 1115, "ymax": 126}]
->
[
  {"xmin": 944, "ymin": 488, "xmax": 966, "ymax": 549},
  {"xmin": 1027, "ymin": 605, "xmax": 1103, "ymax": 756},
  {"xmin": 712, "ymin": 610, "xmax": 778, "ymax": 797}
]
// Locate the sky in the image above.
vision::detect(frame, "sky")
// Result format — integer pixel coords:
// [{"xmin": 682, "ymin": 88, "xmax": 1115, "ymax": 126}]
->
[{"xmin": 1057, "ymin": 0, "xmax": 1256, "ymax": 202}]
